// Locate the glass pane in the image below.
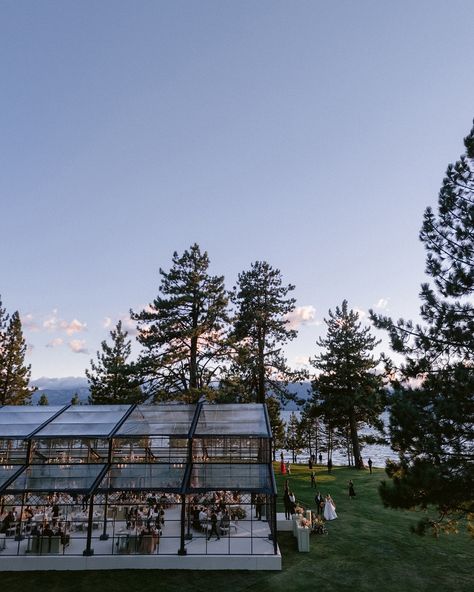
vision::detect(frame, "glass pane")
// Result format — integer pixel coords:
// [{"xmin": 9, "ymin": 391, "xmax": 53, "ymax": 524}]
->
[
  {"xmin": 34, "ymin": 405, "xmax": 132, "ymax": 438},
  {"xmin": 194, "ymin": 404, "xmax": 270, "ymax": 437},
  {"xmin": 0, "ymin": 406, "xmax": 65, "ymax": 438},
  {"xmin": 6, "ymin": 463, "xmax": 106, "ymax": 492},
  {"xmin": 189, "ymin": 463, "xmax": 272, "ymax": 492},
  {"xmin": 116, "ymin": 405, "xmax": 195, "ymax": 437},
  {"xmin": 99, "ymin": 463, "xmax": 186, "ymax": 491}
]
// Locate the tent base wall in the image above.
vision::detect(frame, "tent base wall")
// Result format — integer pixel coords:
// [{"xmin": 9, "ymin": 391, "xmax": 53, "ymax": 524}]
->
[{"xmin": 0, "ymin": 551, "xmax": 281, "ymax": 571}]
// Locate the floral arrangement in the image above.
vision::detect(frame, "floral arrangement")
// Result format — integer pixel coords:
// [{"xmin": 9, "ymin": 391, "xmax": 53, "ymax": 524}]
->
[
  {"xmin": 231, "ymin": 506, "xmax": 247, "ymax": 520},
  {"xmin": 299, "ymin": 517, "xmax": 310, "ymax": 528}
]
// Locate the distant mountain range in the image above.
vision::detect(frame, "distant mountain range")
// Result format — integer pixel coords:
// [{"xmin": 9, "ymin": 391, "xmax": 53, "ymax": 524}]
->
[
  {"xmin": 29, "ymin": 377, "xmax": 312, "ymax": 408},
  {"xmin": 30, "ymin": 376, "xmax": 90, "ymax": 405}
]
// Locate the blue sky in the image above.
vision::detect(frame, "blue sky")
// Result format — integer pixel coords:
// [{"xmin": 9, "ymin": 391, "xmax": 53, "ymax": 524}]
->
[{"xmin": 1, "ymin": 1, "xmax": 474, "ymax": 379}]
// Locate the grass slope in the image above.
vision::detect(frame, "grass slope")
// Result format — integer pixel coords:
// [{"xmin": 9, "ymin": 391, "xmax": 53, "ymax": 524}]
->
[{"xmin": 3, "ymin": 464, "xmax": 472, "ymax": 592}]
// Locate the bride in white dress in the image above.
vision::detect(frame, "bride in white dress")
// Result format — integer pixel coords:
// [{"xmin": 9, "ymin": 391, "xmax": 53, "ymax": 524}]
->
[{"xmin": 323, "ymin": 494, "xmax": 337, "ymax": 520}]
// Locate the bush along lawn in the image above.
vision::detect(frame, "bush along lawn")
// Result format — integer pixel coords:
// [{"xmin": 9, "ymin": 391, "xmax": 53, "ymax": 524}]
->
[{"xmin": 2, "ymin": 464, "xmax": 472, "ymax": 592}]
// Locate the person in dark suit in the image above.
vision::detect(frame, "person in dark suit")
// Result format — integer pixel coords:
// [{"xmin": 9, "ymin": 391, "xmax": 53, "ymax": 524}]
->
[
  {"xmin": 315, "ymin": 492, "xmax": 324, "ymax": 515},
  {"xmin": 255, "ymin": 495, "xmax": 263, "ymax": 520},
  {"xmin": 207, "ymin": 510, "xmax": 220, "ymax": 541},
  {"xmin": 283, "ymin": 488, "xmax": 291, "ymax": 520},
  {"xmin": 368, "ymin": 458, "xmax": 373, "ymax": 474},
  {"xmin": 348, "ymin": 480, "xmax": 356, "ymax": 500}
]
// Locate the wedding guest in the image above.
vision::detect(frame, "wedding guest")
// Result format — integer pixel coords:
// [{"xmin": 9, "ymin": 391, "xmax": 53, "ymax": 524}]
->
[
  {"xmin": 368, "ymin": 458, "xmax": 373, "ymax": 474},
  {"xmin": 348, "ymin": 480, "xmax": 356, "ymax": 500}
]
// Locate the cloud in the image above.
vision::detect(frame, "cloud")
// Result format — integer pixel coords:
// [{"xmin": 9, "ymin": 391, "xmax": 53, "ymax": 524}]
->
[
  {"xmin": 22, "ymin": 313, "xmax": 40, "ymax": 332},
  {"xmin": 374, "ymin": 298, "xmax": 389, "ymax": 310},
  {"xmin": 102, "ymin": 317, "xmax": 112, "ymax": 329},
  {"xmin": 43, "ymin": 310, "xmax": 59, "ymax": 331},
  {"xmin": 354, "ymin": 307, "xmax": 367, "ymax": 319},
  {"xmin": 68, "ymin": 339, "xmax": 89, "ymax": 354},
  {"xmin": 46, "ymin": 337, "xmax": 64, "ymax": 348},
  {"xmin": 42, "ymin": 310, "xmax": 87, "ymax": 335},
  {"xmin": 285, "ymin": 305, "xmax": 320, "ymax": 330},
  {"xmin": 294, "ymin": 355, "xmax": 311, "ymax": 368},
  {"xmin": 62, "ymin": 319, "xmax": 87, "ymax": 335}
]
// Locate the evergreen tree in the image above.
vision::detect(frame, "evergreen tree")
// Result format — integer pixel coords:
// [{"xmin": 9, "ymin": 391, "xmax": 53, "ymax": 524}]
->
[
  {"xmin": 231, "ymin": 261, "xmax": 303, "ymax": 404},
  {"xmin": 266, "ymin": 396, "xmax": 286, "ymax": 460},
  {"xmin": 70, "ymin": 392, "xmax": 80, "ymax": 405},
  {"xmin": 371, "ymin": 121, "xmax": 474, "ymax": 536},
  {"xmin": 311, "ymin": 301, "xmax": 385, "ymax": 469},
  {"xmin": 37, "ymin": 393, "xmax": 49, "ymax": 406},
  {"xmin": 86, "ymin": 321, "xmax": 143, "ymax": 404},
  {"xmin": 286, "ymin": 411, "xmax": 303, "ymax": 463},
  {"xmin": 133, "ymin": 244, "xmax": 229, "ymax": 402},
  {"xmin": 299, "ymin": 402, "xmax": 322, "ymax": 462},
  {"xmin": 0, "ymin": 311, "xmax": 33, "ymax": 405}
]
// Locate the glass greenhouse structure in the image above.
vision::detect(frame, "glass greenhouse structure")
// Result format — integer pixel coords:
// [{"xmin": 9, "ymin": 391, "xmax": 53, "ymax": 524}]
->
[{"xmin": 0, "ymin": 403, "xmax": 278, "ymax": 561}]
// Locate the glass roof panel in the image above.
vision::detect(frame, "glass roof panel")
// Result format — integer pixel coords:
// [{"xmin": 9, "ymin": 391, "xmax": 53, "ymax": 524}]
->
[
  {"xmin": 0, "ymin": 465, "xmax": 23, "ymax": 490},
  {"xmin": 0, "ymin": 406, "xmax": 65, "ymax": 438},
  {"xmin": 99, "ymin": 463, "xmax": 186, "ymax": 491},
  {"xmin": 33, "ymin": 405, "xmax": 132, "ymax": 438},
  {"xmin": 194, "ymin": 404, "xmax": 270, "ymax": 437},
  {"xmin": 116, "ymin": 404, "xmax": 195, "ymax": 437},
  {"xmin": 189, "ymin": 463, "xmax": 272, "ymax": 492}
]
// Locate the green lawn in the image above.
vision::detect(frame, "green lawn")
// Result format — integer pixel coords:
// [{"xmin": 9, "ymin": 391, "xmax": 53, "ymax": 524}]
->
[{"xmin": 3, "ymin": 464, "xmax": 472, "ymax": 592}]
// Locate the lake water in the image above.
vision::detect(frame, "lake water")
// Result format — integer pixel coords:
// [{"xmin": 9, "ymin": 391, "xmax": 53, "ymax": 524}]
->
[{"xmin": 279, "ymin": 410, "xmax": 397, "ymax": 468}]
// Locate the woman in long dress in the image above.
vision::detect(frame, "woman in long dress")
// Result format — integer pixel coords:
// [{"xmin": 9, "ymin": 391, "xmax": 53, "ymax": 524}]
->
[{"xmin": 323, "ymin": 494, "xmax": 337, "ymax": 521}]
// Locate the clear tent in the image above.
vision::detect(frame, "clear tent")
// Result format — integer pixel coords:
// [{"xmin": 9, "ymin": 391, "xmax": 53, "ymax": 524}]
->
[{"xmin": 0, "ymin": 402, "xmax": 277, "ymax": 558}]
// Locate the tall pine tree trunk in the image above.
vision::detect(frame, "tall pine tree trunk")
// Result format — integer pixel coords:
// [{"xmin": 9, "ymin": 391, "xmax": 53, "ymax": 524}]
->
[
  {"xmin": 190, "ymin": 334, "xmax": 198, "ymax": 391},
  {"xmin": 349, "ymin": 411, "xmax": 362, "ymax": 469},
  {"xmin": 257, "ymin": 335, "xmax": 265, "ymax": 404}
]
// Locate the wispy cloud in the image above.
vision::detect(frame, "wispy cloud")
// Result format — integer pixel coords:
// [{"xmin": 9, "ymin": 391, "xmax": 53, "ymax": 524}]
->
[
  {"xmin": 68, "ymin": 339, "xmax": 89, "ymax": 354},
  {"xmin": 22, "ymin": 313, "xmax": 40, "ymax": 332},
  {"xmin": 354, "ymin": 307, "xmax": 367, "ymax": 319},
  {"xmin": 46, "ymin": 337, "xmax": 64, "ymax": 348},
  {"xmin": 42, "ymin": 310, "xmax": 87, "ymax": 335},
  {"xmin": 374, "ymin": 298, "xmax": 389, "ymax": 310},
  {"xmin": 63, "ymin": 319, "xmax": 87, "ymax": 335},
  {"xmin": 285, "ymin": 305, "xmax": 320, "ymax": 330},
  {"xmin": 102, "ymin": 317, "xmax": 112, "ymax": 329}
]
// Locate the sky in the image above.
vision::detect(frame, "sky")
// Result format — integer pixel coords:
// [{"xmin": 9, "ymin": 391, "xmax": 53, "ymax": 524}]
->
[{"xmin": 1, "ymin": 1, "xmax": 474, "ymax": 380}]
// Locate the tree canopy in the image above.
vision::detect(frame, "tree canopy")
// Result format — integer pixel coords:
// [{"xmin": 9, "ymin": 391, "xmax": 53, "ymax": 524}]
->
[
  {"xmin": 229, "ymin": 261, "xmax": 303, "ymax": 404},
  {"xmin": 86, "ymin": 320, "xmax": 143, "ymax": 405},
  {"xmin": 371, "ymin": 121, "xmax": 474, "ymax": 536},
  {"xmin": 133, "ymin": 244, "xmax": 229, "ymax": 403},
  {"xmin": 311, "ymin": 300, "xmax": 385, "ymax": 469}
]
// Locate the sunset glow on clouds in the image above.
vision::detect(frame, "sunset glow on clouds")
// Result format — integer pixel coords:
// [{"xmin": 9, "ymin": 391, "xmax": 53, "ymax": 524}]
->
[
  {"xmin": 285, "ymin": 306, "xmax": 320, "ymax": 330},
  {"xmin": 68, "ymin": 339, "xmax": 88, "ymax": 354}
]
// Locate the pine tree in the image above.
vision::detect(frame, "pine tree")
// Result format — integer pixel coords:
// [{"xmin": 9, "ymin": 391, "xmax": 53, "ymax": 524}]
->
[
  {"xmin": 0, "ymin": 311, "xmax": 33, "ymax": 405},
  {"xmin": 311, "ymin": 301, "xmax": 385, "ymax": 469},
  {"xmin": 286, "ymin": 412, "xmax": 303, "ymax": 463},
  {"xmin": 70, "ymin": 393, "xmax": 80, "ymax": 405},
  {"xmin": 231, "ymin": 261, "xmax": 303, "ymax": 404},
  {"xmin": 133, "ymin": 244, "xmax": 229, "ymax": 402},
  {"xmin": 86, "ymin": 321, "xmax": 143, "ymax": 405},
  {"xmin": 37, "ymin": 393, "xmax": 49, "ymax": 406},
  {"xmin": 266, "ymin": 396, "xmax": 286, "ymax": 460},
  {"xmin": 371, "ymin": 121, "xmax": 474, "ymax": 536}
]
